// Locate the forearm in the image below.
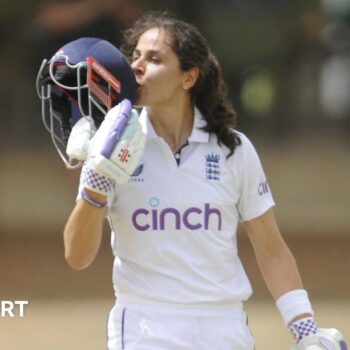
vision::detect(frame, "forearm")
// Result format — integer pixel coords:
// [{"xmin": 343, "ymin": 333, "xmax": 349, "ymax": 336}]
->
[
  {"xmin": 245, "ymin": 222, "xmax": 347, "ymax": 350},
  {"xmin": 255, "ymin": 243, "xmax": 315, "ymax": 324},
  {"xmin": 255, "ymin": 241, "xmax": 304, "ymax": 301},
  {"xmin": 64, "ymin": 193, "xmax": 106, "ymax": 270},
  {"xmin": 244, "ymin": 210, "xmax": 312, "ymax": 324}
]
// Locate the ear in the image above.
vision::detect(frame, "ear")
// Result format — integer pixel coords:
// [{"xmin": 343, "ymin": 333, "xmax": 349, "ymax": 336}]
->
[{"xmin": 182, "ymin": 67, "xmax": 199, "ymax": 90}]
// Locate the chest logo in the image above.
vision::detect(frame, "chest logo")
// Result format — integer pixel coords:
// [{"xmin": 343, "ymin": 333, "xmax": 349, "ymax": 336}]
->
[
  {"xmin": 132, "ymin": 198, "xmax": 222, "ymax": 232},
  {"xmin": 130, "ymin": 164, "xmax": 144, "ymax": 182},
  {"xmin": 205, "ymin": 153, "xmax": 220, "ymax": 181}
]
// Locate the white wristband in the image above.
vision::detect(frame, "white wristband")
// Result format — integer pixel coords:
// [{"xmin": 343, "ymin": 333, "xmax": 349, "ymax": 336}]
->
[{"xmin": 276, "ymin": 289, "xmax": 314, "ymax": 326}]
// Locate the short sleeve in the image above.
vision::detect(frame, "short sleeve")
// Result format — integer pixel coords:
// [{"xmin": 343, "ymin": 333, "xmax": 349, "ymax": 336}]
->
[{"xmin": 236, "ymin": 133, "xmax": 275, "ymax": 221}]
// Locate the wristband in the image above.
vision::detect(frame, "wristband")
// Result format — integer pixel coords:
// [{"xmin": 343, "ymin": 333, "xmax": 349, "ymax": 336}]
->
[
  {"xmin": 81, "ymin": 190, "xmax": 107, "ymax": 208},
  {"xmin": 276, "ymin": 289, "xmax": 314, "ymax": 326}
]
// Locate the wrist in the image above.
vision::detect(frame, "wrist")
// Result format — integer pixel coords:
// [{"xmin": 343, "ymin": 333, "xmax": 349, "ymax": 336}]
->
[
  {"xmin": 81, "ymin": 188, "xmax": 107, "ymax": 208},
  {"xmin": 291, "ymin": 313, "xmax": 313, "ymax": 323},
  {"xmin": 83, "ymin": 188, "xmax": 107, "ymax": 202},
  {"xmin": 276, "ymin": 289, "xmax": 314, "ymax": 326}
]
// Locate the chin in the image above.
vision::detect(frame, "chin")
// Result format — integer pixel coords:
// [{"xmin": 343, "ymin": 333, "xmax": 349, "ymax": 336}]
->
[
  {"xmin": 132, "ymin": 91, "xmax": 144, "ymax": 107},
  {"xmin": 133, "ymin": 101, "xmax": 144, "ymax": 108},
  {"xmin": 133, "ymin": 95, "xmax": 147, "ymax": 108}
]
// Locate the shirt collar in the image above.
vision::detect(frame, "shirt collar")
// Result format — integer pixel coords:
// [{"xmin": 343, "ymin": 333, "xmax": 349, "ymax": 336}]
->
[{"xmin": 139, "ymin": 107, "xmax": 209, "ymax": 143}]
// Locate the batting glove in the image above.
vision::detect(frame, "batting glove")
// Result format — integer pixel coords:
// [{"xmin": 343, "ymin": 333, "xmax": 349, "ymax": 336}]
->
[
  {"xmin": 289, "ymin": 317, "xmax": 348, "ymax": 350},
  {"xmin": 81, "ymin": 165, "xmax": 114, "ymax": 197},
  {"xmin": 87, "ymin": 99, "xmax": 146, "ymax": 185},
  {"xmin": 66, "ymin": 117, "xmax": 96, "ymax": 163}
]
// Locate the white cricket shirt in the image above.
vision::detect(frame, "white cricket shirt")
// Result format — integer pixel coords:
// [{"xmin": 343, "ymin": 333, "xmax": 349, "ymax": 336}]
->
[{"xmin": 96, "ymin": 107, "xmax": 274, "ymax": 305}]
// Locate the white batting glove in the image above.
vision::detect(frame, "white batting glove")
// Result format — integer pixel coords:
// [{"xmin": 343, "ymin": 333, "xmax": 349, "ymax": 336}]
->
[
  {"xmin": 289, "ymin": 317, "xmax": 348, "ymax": 350},
  {"xmin": 80, "ymin": 165, "xmax": 114, "ymax": 197},
  {"xmin": 66, "ymin": 117, "xmax": 96, "ymax": 163},
  {"xmin": 87, "ymin": 99, "xmax": 146, "ymax": 185}
]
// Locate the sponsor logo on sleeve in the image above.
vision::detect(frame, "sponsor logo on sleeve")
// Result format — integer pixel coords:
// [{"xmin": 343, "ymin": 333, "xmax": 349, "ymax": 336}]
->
[{"xmin": 258, "ymin": 176, "xmax": 270, "ymax": 196}]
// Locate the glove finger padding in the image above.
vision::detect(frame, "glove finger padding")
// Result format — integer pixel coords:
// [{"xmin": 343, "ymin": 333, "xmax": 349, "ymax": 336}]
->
[
  {"xmin": 290, "ymin": 328, "xmax": 348, "ymax": 350},
  {"xmin": 88, "ymin": 104, "xmax": 146, "ymax": 185},
  {"xmin": 66, "ymin": 117, "xmax": 96, "ymax": 162}
]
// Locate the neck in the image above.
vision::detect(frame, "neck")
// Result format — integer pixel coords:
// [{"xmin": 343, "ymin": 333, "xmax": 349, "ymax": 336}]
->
[{"xmin": 147, "ymin": 102, "xmax": 194, "ymax": 153}]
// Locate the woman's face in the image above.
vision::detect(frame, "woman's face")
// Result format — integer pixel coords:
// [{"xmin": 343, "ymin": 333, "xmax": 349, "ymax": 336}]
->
[{"xmin": 131, "ymin": 27, "xmax": 189, "ymax": 108}]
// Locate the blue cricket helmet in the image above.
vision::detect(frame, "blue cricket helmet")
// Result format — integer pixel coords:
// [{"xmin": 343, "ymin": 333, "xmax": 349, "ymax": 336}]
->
[
  {"xmin": 36, "ymin": 37, "xmax": 137, "ymax": 168},
  {"xmin": 50, "ymin": 37, "xmax": 137, "ymax": 104}
]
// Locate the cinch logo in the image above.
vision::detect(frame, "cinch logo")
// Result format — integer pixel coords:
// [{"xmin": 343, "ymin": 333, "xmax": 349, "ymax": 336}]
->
[{"xmin": 132, "ymin": 198, "xmax": 222, "ymax": 232}]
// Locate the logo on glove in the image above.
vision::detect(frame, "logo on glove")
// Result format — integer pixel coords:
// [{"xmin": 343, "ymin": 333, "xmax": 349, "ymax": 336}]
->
[{"xmin": 118, "ymin": 148, "xmax": 130, "ymax": 163}]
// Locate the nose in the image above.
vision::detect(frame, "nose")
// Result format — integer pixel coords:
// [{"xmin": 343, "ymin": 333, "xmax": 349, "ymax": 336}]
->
[{"xmin": 131, "ymin": 57, "xmax": 144, "ymax": 76}]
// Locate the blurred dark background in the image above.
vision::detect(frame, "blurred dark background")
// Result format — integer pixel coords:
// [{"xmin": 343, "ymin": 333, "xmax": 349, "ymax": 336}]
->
[
  {"xmin": 2, "ymin": 0, "xmax": 350, "ymax": 149},
  {"xmin": 1, "ymin": 0, "xmax": 349, "ymax": 303}
]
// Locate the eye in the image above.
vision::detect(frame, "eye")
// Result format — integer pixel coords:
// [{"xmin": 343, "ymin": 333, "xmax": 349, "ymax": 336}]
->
[
  {"xmin": 132, "ymin": 51, "xmax": 140, "ymax": 62},
  {"xmin": 150, "ymin": 56, "xmax": 160, "ymax": 63}
]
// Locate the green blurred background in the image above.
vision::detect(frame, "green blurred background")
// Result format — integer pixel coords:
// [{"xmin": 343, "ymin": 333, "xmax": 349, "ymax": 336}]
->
[{"xmin": 0, "ymin": 0, "xmax": 349, "ymax": 349}]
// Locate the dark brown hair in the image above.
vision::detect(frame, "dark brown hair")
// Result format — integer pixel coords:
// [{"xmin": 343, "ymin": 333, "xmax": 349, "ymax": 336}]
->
[{"xmin": 121, "ymin": 11, "xmax": 241, "ymax": 157}]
